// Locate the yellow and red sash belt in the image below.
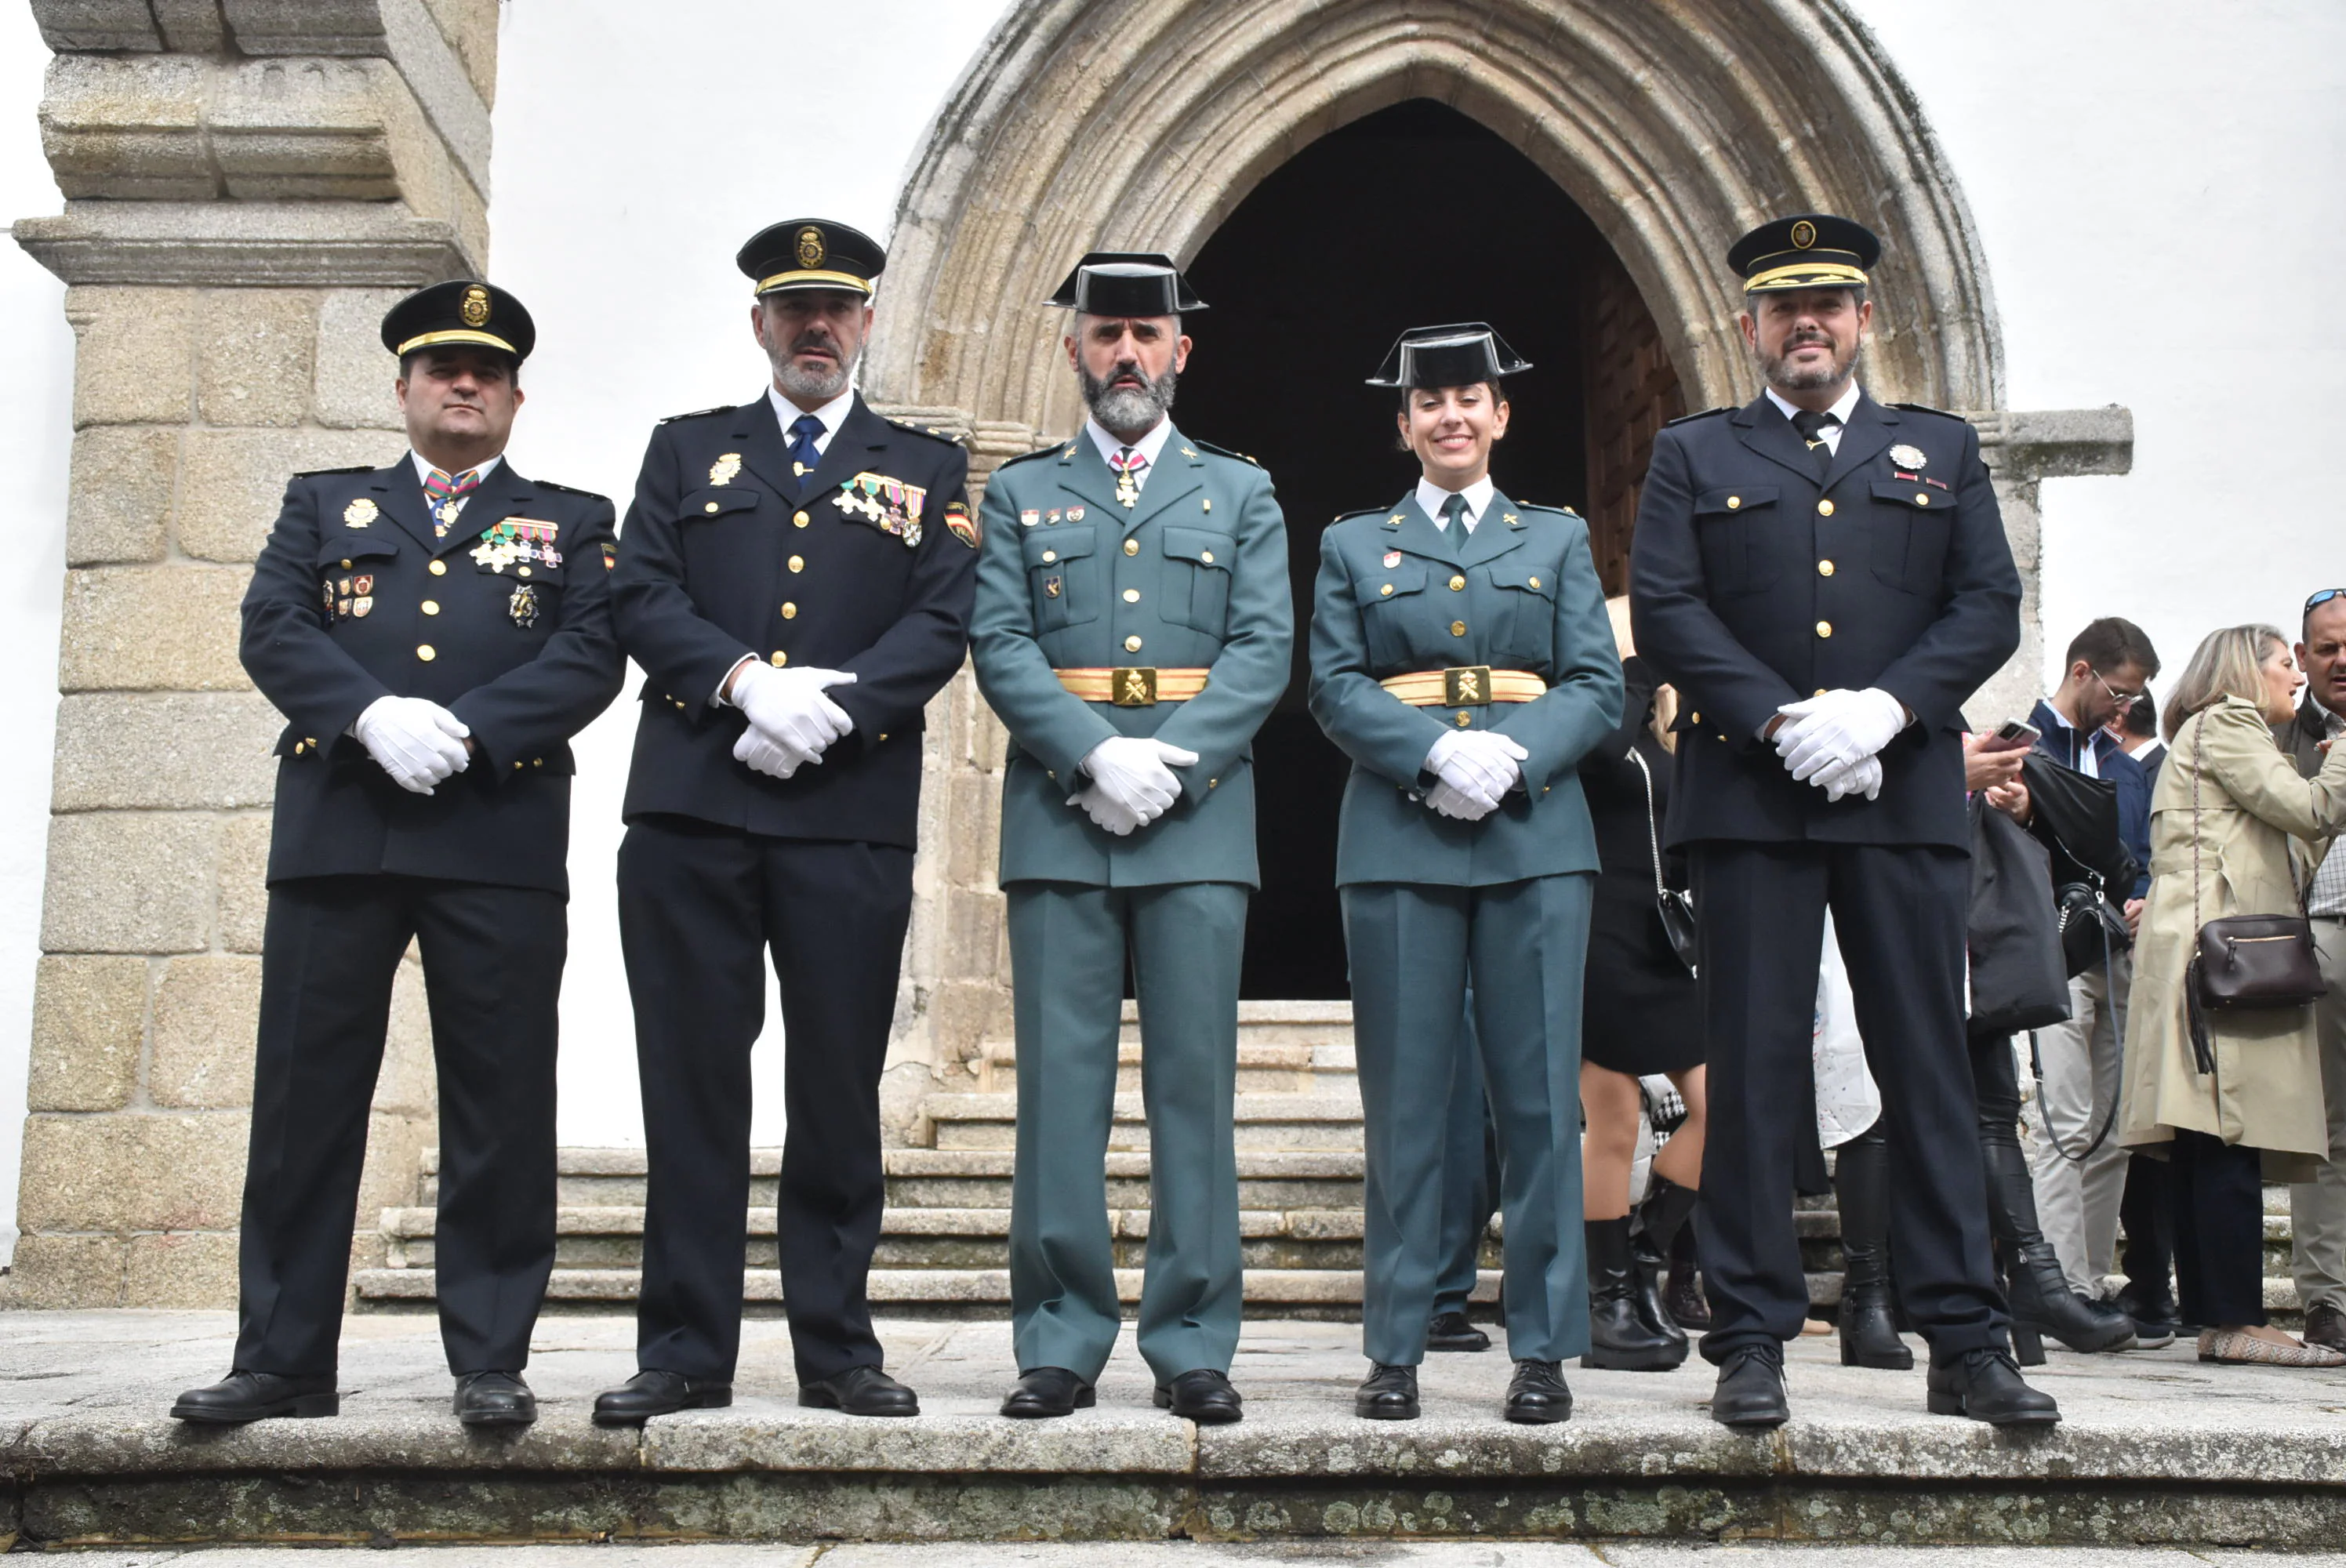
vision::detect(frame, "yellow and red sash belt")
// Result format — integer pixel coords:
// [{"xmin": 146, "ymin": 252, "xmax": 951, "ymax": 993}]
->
[
  {"xmin": 1379, "ymin": 666, "xmax": 1547, "ymax": 707},
  {"xmin": 1055, "ymin": 666, "xmax": 1211, "ymax": 706}
]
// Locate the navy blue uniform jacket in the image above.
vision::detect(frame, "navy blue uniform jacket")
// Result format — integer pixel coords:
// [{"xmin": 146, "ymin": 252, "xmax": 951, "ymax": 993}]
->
[
  {"xmin": 1629, "ymin": 390, "xmax": 2022, "ymax": 851},
  {"xmin": 610, "ymin": 393, "xmax": 976, "ymax": 847},
  {"xmin": 240, "ymin": 459, "xmax": 625, "ymax": 895}
]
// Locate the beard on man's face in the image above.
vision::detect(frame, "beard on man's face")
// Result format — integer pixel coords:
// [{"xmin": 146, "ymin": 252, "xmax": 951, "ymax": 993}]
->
[
  {"xmin": 1760, "ymin": 327, "xmax": 1860, "ymax": 394},
  {"xmin": 772, "ymin": 324, "xmax": 859, "ymax": 403},
  {"xmin": 1080, "ymin": 358, "xmax": 1177, "ymax": 436}
]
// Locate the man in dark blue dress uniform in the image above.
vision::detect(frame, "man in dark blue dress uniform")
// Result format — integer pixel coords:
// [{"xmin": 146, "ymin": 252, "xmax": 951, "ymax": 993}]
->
[
  {"xmin": 597, "ymin": 220, "xmax": 979, "ymax": 1423},
  {"xmin": 1630, "ymin": 216, "xmax": 2057, "ymax": 1428},
  {"xmin": 174, "ymin": 281, "xmax": 625, "ymax": 1427}
]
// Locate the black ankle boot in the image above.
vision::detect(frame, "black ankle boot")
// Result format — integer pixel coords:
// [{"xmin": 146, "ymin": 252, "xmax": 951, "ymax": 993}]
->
[
  {"xmin": 1979, "ymin": 1135, "xmax": 2136, "ymax": 1356},
  {"xmin": 1832, "ymin": 1130, "xmax": 1914, "ymax": 1370},
  {"xmin": 1629, "ymin": 1178, "xmax": 1698, "ymax": 1347},
  {"xmin": 1665, "ymin": 1224, "xmax": 1711, "ymax": 1330},
  {"xmin": 1582, "ymin": 1217, "xmax": 1687, "ymax": 1370}
]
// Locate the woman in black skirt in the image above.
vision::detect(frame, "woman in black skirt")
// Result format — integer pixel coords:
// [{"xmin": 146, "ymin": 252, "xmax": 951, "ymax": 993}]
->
[{"xmin": 1578, "ymin": 605, "xmax": 1707, "ymax": 1369}]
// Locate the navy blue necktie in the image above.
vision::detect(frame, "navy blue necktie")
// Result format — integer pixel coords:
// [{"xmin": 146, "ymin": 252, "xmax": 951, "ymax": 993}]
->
[{"xmin": 786, "ymin": 413, "xmax": 824, "ymax": 495}]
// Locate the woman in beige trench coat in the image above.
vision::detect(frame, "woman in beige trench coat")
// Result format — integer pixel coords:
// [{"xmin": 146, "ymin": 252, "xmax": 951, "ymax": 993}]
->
[{"xmin": 2120, "ymin": 623, "xmax": 2346, "ymax": 1367}]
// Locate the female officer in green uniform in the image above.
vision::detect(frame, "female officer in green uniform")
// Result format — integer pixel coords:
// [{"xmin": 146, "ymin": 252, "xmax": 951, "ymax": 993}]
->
[{"xmin": 1309, "ymin": 324, "xmax": 1622, "ymax": 1423}]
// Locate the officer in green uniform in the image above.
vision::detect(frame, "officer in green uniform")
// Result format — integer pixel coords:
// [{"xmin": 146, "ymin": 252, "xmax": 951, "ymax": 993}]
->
[
  {"xmin": 1309, "ymin": 324, "xmax": 1622, "ymax": 1424},
  {"xmin": 971, "ymin": 253, "xmax": 1291, "ymax": 1424}
]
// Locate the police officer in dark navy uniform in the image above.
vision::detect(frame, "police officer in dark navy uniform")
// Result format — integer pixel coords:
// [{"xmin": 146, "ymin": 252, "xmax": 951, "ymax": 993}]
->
[
  {"xmin": 1630, "ymin": 216, "xmax": 2059, "ymax": 1429},
  {"xmin": 173, "ymin": 281, "xmax": 624, "ymax": 1428},
  {"xmin": 597, "ymin": 220, "xmax": 978, "ymax": 1424}
]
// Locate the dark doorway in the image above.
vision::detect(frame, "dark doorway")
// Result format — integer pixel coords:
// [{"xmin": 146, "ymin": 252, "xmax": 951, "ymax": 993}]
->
[{"xmin": 1175, "ymin": 98, "xmax": 1685, "ymax": 1000}]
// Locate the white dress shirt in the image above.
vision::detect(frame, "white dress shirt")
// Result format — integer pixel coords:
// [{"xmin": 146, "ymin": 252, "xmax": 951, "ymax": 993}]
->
[
  {"xmin": 1763, "ymin": 380, "xmax": 1863, "ymax": 454},
  {"xmin": 768, "ymin": 383, "xmax": 859, "ymax": 463},
  {"xmin": 1084, "ymin": 416, "xmax": 1175, "ymax": 495},
  {"xmin": 1416, "ymin": 474, "xmax": 1496, "ymax": 533},
  {"xmin": 408, "ymin": 450, "xmax": 503, "ymax": 524},
  {"xmin": 2041, "ymin": 699, "xmax": 2102, "ymax": 780}
]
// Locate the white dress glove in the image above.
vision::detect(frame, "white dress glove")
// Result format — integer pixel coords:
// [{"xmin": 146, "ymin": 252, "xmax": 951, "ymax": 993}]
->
[
  {"xmin": 1066, "ymin": 782, "xmax": 1149, "ymax": 837},
  {"xmin": 353, "ymin": 695, "xmax": 470, "ymax": 795},
  {"xmin": 1424, "ymin": 778, "xmax": 1497, "ymax": 822},
  {"xmin": 1425, "ymin": 728, "xmax": 1531, "ymax": 812},
  {"xmin": 1774, "ymin": 687, "xmax": 1906, "ymax": 784},
  {"xmin": 1073, "ymin": 735, "xmax": 1199, "ymax": 826},
  {"xmin": 732, "ymin": 726, "xmax": 808, "ymax": 781},
  {"xmin": 1816, "ymin": 752, "xmax": 1885, "ymax": 803},
  {"xmin": 732, "ymin": 661, "xmax": 856, "ymax": 764}
]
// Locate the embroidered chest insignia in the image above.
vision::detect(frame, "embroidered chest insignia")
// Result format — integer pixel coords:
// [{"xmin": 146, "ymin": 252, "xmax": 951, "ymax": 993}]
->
[
  {"xmin": 1384, "ymin": 550, "xmax": 1402, "ymax": 568},
  {"xmin": 709, "ymin": 452, "xmax": 742, "ymax": 486},
  {"xmin": 343, "ymin": 498, "xmax": 377, "ymax": 528},
  {"xmin": 1888, "ymin": 443, "xmax": 1927, "ymax": 470}
]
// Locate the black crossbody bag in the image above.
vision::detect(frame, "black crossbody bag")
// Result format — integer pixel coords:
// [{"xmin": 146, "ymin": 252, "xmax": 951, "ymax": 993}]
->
[{"xmin": 1630, "ymin": 746, "xmax": 1698, "ymax": 975}]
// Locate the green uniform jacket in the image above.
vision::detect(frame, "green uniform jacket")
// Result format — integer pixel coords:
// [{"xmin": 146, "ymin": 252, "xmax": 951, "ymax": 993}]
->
[
  {"xmin": 971, "ymin": 426, "xmax": 1292, "ymax": 887},
  {"xmin": 1309, "ymin": 489, "xmax": 1622, "ymax": 887}
]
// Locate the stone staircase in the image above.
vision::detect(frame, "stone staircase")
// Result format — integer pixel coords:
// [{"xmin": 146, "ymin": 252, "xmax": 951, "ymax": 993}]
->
[{"xmin": 354, "ymin": 999, "xmax": 2312, "ymax": 1322}]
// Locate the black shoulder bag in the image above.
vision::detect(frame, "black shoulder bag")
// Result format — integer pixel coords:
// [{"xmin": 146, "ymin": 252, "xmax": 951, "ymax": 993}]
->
[
  {"xmin": 1631, "ymin": 746, "xmax": 1698, "ymax": 975},
  {"xmin": 2183, "ymin": 719, "xmax": 2328, "ymax": 1073}
]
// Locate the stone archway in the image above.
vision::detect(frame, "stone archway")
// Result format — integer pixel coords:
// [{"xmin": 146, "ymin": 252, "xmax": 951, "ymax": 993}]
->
[{"xmin": 864, "ymin": 0, "xmax": 2126, "ymax": 1116}]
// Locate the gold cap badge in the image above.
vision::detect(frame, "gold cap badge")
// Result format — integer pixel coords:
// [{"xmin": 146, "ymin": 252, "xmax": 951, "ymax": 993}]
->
[
  {"xmin": 796, "ymin": 227, "xmax": 825, "ymax": 269},
  {"xmin": 459, "ymin": 285, "xmax": 490, "ymax": 328},
  {"xmin": 1790, "ymin": 220, "xmax": 1818, "ymax": 249}
]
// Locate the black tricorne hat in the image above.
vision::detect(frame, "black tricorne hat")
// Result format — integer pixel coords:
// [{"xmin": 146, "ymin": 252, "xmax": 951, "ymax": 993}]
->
[
  {"xmin": 1045, "ymin": 252, "xmax": 1208, "ymax": 316},
  {"xmin": 736, "ymin": 219, "xmax": 885, "ymax": 299},
  {"xmin": 1364, "ymin": 323, "xmax": 1531, "ymax": 389},
  {"xmin": 1727, "ymin": 214, "xmax": 1880, "ymax": 294},
  {"xmin": 380, "ymin": 280, "xmax": 534, "ymax": 363}
]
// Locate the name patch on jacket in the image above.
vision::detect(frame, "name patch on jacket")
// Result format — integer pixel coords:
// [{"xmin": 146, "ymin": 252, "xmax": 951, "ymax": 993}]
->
[
  {"xmin": 472, "ymin": 517, "xmax": 563, "ymax": 573},
  {"xmin": 835, "ymin": 472, "xmax": 924, "ymax": 546}
]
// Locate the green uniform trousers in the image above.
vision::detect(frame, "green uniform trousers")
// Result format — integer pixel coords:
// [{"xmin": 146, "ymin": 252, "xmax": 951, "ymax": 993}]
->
[
  {"xmin": 1343, "ymin": 873, "xmax": 1593, "ymax": 1365},
  {"xmin": 1006, "ymin": 880, "xmax": 1247, "ymax": 1383}
]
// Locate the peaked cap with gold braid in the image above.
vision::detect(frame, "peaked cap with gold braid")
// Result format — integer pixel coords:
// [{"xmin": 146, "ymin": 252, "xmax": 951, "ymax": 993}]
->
[{"xmin": 1727, "ymin": 213, "xmax": 1880, "ymax": 295}]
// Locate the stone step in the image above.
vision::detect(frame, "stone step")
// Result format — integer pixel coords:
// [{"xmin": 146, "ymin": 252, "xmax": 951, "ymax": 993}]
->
[
  {"xmin": 924, "ymin": 1091, "xmax": 1364, "ymax": 1151},
  {"xmin": 973, "ymin": 1037, "xmax": 1357, "ymax": 1095},
  {"xmin": 968, "ymin": 998, "xmax": 1358, "ymax": 1090},
  {"xmin": 354, "ymin": 1265, "xmax": 1503, "ymax": 1312}
]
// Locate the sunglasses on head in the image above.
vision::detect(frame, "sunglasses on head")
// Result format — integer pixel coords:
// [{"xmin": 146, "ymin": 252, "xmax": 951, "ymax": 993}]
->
[{"xmin": 2308, "ymin": 589, "xmax": 2346, "ymax": 611}]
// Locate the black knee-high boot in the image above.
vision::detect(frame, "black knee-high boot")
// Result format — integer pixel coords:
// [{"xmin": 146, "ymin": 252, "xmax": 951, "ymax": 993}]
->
[
  {"xmin": 1629, "ymin": 1176, "xmax": 1698, "ymax": 1345},
  {"xmin": 1832, "ymin": 1128, "xmax": 1916, "ymax": 1370},
  {"xmin": 1583, "ymin": 1218, "xmax": 1687, "ymax": 1370},
  {"xmin": 1979, "ymin": 1134, "xmax": 2137, "ymax": 1359}
]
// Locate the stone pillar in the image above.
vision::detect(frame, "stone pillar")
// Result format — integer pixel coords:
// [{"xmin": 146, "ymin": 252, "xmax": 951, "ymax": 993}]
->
[{"xmin": 6, "ymin": 0, "xmax": 499, "ymax": 1308}]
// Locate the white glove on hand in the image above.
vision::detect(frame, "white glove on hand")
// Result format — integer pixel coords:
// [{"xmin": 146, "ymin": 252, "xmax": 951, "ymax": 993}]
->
[
  {"xmin": 1425, "ymin": 728, "xmax": 1531, "ymax": 812},
  {"xmin": 1424, "ymin": 778, "xmax": 1497, "ymax": 822},
  {"xmin": 353, "ymin": 695, "xmax": 470, "ymax": 795},
  {"xmin": 1817, "ymin": 752, "xmax": 1885, "ymax": 803},
  {"xmin": 1066, "ymin": 782, "xmax": 1148, "ymax": 837},
  {"xmin": 1078, "ymin": 735, "xmax": 1199, "ymax": 826},
  {"xmin": 732, "ymin": 725, "xmax": 812, "ymax": 781},
  {"xmin": 732, "ymin": 662, "xmax": 856, "ymax": 762},
  {"xmin": 1774, "ymin": 687, "xmax": 1906, "ymax": 783}
]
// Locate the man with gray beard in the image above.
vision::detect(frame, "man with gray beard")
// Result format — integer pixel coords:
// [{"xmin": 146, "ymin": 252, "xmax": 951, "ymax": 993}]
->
[
  {"xmin": 600, "ymin": 220, "xmax": 978, "ymax": 1423},
  {"xmin": 971, "ymin": 252, "xmax": 1291, "ymax": 1422},
  {"xmin": 1630, "ymin": 215, "xmax": 2055, "ymax": 1428}
]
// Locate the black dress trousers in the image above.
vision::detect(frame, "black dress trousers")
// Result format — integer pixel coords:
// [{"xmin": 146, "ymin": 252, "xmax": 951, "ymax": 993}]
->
[
  {"xmin": 1690, "ymin": 840, "xmax": 2007, "ymax": 1360},
  {"xmin": 235, "ymin": 874, "xmax": 564, "ymax": 1377},
  {"xmin": 617, "ymin": 817, "xmax": 915, "ymax": 1385}
]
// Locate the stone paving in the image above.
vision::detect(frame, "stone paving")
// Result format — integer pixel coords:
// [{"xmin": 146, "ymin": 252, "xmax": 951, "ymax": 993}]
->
[
  {"xmin": 19, "ymin": 1544, "xmax": 2346, "ymax": 1565},
  {"xmin": 4, "ymin": 1312, "xmax": 2344, "ymax": 1549}
]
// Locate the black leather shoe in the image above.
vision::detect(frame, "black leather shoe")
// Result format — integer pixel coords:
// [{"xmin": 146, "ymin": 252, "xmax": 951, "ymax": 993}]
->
[
  {"xmin": 1153, "ymin": 1368, "xmax": 1242, "ymax": 1425},
  {"xmin": 1504, "ymin": 1359, "xmax": 1573, "ymax": 1425},
  {"xmin": 1427, "ymin": 1311, "xmax": 1491, "ymax": 1352},
  {"xmin": 2304, "ymin": 1301, "xmax": 2346, "ymax": 1352},
  {"xmin": 1709, "ymin": 1343, "xmax": 1789, "ymax": 1428},
  {"xmin": 453, "ymin": 1370, "xmax": 536, "ymax": 1428},
  {"xmin": 800, "ymin": 1365, "xmax": 919, "ymax": 1417},
  {"xmin": 591, "ymin": 1369, "xmax": 732, "ymax": 1427},
  {"xmin": 1000, "ymin": 1367, "xmax": 1095, "ymax": 1418},
  {"xmin": 1927, "ymin": 1347, "xmax": 2060, "ymax": 1425},
  {"xmin": 170, "ymin": 1370, "xmax": 338, "ymax": 1424},
  {"xmin": 1354, "ymin": 1362, "xmax": 1419, "ymax": 1420}
]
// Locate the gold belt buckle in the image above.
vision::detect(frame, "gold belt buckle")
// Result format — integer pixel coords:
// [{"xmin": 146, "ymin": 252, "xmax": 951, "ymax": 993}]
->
[
  {"xmin": 1444, "ymin": 665, "xmax": 1494, "ymax": 706},
  {"xmin": 1111, "ymin": 666, "xmax": 1158, "ymax": 706}
]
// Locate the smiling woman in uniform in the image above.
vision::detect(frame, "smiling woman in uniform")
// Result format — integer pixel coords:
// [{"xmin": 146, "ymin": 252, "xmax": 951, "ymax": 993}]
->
[{"xmin": 1308, "ymin": 323, "xmax": 1622, "ymax": 1424}]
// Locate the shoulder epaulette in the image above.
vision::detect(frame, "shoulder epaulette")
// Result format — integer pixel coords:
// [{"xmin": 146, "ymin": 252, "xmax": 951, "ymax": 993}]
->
[
  {"xmin": 1328, "ymin": 506, "xmax": 1388, "ymax": 525},
  {"xmin": 884, "ymin": 417, "xmax": 968, "ymax": 448},
  {"xmin": 659, "ymin": 405, "xmax": 732, "ymax": 425},
  {"xmin": 1513, "ymin": 501, "xmax": 1582, "ymax": 517},
  {"xmin": 1189, "ymin": 437, "xmax": 1262, "ymax": 467},
  {"xmin": 292, "ymin": 464, "xmax": 376, "ymax": 478},
  {"xmin": 1664, "ymin": 407, "xmax": 1729, "ymax": 427},
  {"xmin": 533, "ymin": 477, "xmax": 610, "ymax": 501},
  {"xmin": 993, "ymin": 443, "xmax": 1062, "ymax": 471},
  {"xmin": 1890, "ymin": 401, "xmax": 1963, "ymax": 420}
]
